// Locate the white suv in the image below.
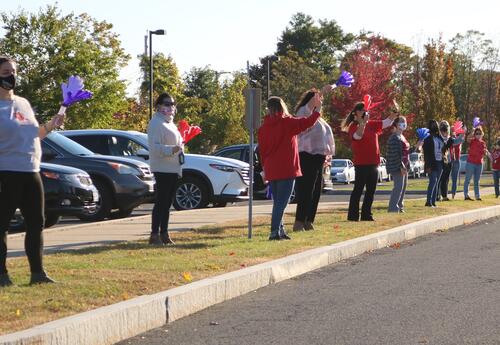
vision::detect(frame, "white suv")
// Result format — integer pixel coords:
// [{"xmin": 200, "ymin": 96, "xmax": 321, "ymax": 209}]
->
[{"xmin": 59, "ymin": 129, "xmax": 250, "ymax": 210}]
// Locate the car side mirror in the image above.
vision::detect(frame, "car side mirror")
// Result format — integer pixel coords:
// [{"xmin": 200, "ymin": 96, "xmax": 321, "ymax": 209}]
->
[{"xmin": 136, "ymin": 148, "xmax": 149, "ymax": 160}]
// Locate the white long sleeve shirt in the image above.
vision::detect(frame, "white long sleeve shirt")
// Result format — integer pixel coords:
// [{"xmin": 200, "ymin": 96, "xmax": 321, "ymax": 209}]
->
[{"xmin": 147, "ymin": 113, "xmax": 183, "ymax": 176}]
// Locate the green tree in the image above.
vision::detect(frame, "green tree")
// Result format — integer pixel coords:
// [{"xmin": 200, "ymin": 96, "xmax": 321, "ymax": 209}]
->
[
  {"xmin": 138, "ymin": 52, "xmax": 184, "ymax": 107},
  {"xmin": 420, "ymin": 38, "xmax": 456, "ymax": 124},
  {"xmin": 277, "ymin": 12, "xmax": 354, "ymax": 74},
  {"xmin": 0, "ymin": 5, "xmax": 130, "ymax": 128},
  {"xmin": 198, "ymin": 74, "xmax": 248, "ymax": 153},
  {"xmin": 272, "ymin": 51, "xmax": 329, "ymax": 111},
  {"xmin": 449, "ymin": 31, "xmax": 493, "ymax": 126}
]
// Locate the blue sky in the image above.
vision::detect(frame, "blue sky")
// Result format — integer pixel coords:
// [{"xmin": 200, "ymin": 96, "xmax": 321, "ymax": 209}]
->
[{"xmin": 2, "ymin": 0, "xmax": 499, "ymax": 95}]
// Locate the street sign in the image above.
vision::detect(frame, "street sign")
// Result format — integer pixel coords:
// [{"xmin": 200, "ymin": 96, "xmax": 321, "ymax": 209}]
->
[{"xmin": 244, "ymin": 88, "xmax": 262, "ymax": 130}]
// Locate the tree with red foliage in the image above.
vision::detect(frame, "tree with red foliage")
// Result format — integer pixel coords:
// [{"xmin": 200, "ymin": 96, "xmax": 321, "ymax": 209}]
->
[{"xmin": 328, "ymin": 36, "xmax": 416, "ymax": 155}]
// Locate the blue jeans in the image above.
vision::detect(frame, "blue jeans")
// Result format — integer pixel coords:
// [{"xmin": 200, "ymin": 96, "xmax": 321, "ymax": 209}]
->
[
  {"xmin": 426, "ymin": 163, "xmax": 443, "ymax": 205},
  {"xmin": 450, "ymin": 160, "xmax": 460, "ymax": 195},
  {"xmin": 270, "ymin": 179, "xmax": 295, "ymax": 237},
  {"xmin": 463, "ymin": 162, "xmax": 483, "ymax": 198},
  {"xmin": 493, "ymin": 170, "xmax": 500, "ymax": 197}
]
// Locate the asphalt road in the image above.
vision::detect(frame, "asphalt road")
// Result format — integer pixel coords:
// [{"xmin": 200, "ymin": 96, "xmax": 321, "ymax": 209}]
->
[{"xmin": 118, "ymin": 217, "xmax": 500, "ymax": 345}]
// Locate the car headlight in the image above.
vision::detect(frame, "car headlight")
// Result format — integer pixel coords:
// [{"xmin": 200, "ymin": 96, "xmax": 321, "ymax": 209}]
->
[
  {"xmin": 108, "ymin": 162, "xmax": 142, "ymax": 175},
  {"xmin": 41, "ymin": 172, "xmax": 86, "ymax": 184},
  {"xmin": 209, "ymin": 163, "xmax": 237, "ymax": 172}
]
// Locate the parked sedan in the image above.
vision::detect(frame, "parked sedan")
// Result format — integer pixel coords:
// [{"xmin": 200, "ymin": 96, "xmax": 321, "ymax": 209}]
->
[
  {"xmin": 409, "ymin": 152, "xmax": 425, "ymax": 178},
  {"xmin": 41, "ymin": 132, "xmax": 155, "ymax": 221},
  {"xmin": 9, "ymin": 162, "xmax": 98, "ymax": 232},
  {"xmin": 59, "ymin": 129, "xmax": 250, "ymax": 210},
  {"xmin": 330, "ymin": 159, "xmax": 355, "ymax": 184}
]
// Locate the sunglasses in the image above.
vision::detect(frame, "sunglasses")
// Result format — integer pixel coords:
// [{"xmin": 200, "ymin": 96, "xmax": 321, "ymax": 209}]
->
[{"xmin": 161, "ymin": 101, "xmax": 176, "ymax": 107}]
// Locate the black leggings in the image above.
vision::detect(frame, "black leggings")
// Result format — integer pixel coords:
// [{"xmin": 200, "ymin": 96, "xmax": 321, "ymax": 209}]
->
[
  {"xmin": 0, "ymin": 171, "xmax": 45, "ymax": 274},
  {"xmin": 295, "ymin": 152, "xmax": 325, "ymax": 223},
  {"xmin": 348, "ymin": 165, "xmax": 379, "ymax": 220},
  {"xmin": 151, "ymin": 172, "xmax": 178, "ymax": 234}
]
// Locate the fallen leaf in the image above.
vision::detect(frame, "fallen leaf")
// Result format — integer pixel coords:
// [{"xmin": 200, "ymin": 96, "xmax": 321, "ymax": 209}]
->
[
  {"xmin": 240, "ymin": 264, "xmax": 246, "ymax": 268},
  {"xmin": 182, "ymin": 272, "xmax": 193, "ymax": 282},
  {"xmin": 229, "ymin": 252, "xmax": 235, "ymax": 256},
  {"xmin": 15, "ymin": 309, "xmax": 21, "ymax": 317},
  {"xmin": 390, "ymin": 242, "xmax": 401, "ymax": 249}
]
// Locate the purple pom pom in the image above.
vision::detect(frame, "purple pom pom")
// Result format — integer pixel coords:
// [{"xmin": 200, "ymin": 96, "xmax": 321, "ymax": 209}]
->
[
  {"xmin": 266, "ymin": 184, "xmax": 273, "ymax": 200},
  {"xmin": 416, "ymin": 128, "xmax": 430, "ymax": 140},
  {"xmin": 61, "ymin": 76, "xmax": 93, "ymax": 107},
  {"xmin": 335, "ymin": 71, "xmax": 354, "ymax": 88},
  {"xmin": 472, "ymin": 117, "xmax": 482, "ymax": 128}
]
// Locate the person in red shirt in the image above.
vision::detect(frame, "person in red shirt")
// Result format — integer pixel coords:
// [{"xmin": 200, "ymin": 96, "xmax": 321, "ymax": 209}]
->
[
  {"xmin": 464, "ymin": 127, "xmax": 489, "ymax": 200},
  {"xmin": 341, "ymin": 102, "xmax": 398, "ymax": 221},
  {"xmin": 258, "ymin": 96, "xmax": 320, "ymax": 240},
  {"xmin": 489, "ymin": 138, "xmax": 500, "ymax": 198}
]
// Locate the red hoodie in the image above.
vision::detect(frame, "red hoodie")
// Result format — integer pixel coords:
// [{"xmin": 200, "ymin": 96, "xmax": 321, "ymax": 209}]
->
[{"xmin": 258, "ymin": 111, "xmax": 320, "ymax": 181}]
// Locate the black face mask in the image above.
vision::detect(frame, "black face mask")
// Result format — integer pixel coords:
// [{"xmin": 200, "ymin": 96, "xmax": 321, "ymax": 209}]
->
[{"xmin": 0, "ymin": 74, "xmax": 16, "ymax": 90}]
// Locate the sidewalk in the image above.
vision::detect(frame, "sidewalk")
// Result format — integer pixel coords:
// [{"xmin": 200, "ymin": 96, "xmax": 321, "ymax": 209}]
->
[{"xmin": 7, "ymin": 201, "xmax": 347, "ymax": 257}]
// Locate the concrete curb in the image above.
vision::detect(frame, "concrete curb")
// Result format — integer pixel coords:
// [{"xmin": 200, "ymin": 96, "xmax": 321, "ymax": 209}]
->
[{"xmin": 2, "ymin": 205, "xmax": 500, "ymax": 345}]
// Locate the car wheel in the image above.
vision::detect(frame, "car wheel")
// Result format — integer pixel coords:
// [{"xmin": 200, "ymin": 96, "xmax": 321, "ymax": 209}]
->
[
  {"xmin": 173, "ymin": 176, "xmax": 209, "ymax": 210},
  {"xmin": 110, "ymin": 207, "xmax": 134, "ymax": 219},
  {"xmin": 9, "ymin": 214, "xmax": 25, "ymax": 232},
  {"xmin": 44, "ymin": 213, "xmax": 61, "ymax": 228},
  {"xmin": 78, "ymin": 179, "xmax": 112, "ymax": 221}
]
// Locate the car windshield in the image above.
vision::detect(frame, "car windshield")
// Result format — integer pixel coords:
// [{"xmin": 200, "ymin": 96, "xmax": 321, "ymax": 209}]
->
[
  {"xmin": 332, "ymin": 161, "xmax": 347, "ymax": 168},
  {"xmin": 46, "ymin": 132, "xmax": 94, "ymax": 156},
  {"xmin": 410, "ymin": 153, "xmax": 419, "ymax": 161}
]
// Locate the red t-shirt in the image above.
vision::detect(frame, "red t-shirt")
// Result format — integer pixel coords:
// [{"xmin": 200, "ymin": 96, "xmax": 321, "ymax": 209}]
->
[
  {"xmin": 467, "ymin": 138, "xmax": 486, "ymax": 164},
  {"xmin": 348, "ymin": 120, "xmax": 383, "ymax": 166},
  {"xmin": 491, "ymin": 148, "xmax": 500, "ymax": 170}
]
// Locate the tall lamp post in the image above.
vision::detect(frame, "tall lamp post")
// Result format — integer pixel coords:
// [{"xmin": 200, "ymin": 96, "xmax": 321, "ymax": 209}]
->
[
  {"xmin": 266, "ymin": 55, "xmax": 279, "ymax": 99},
  {"xmin": 148, "ymin": 29, "xmax": 166, "ymax": 119}
]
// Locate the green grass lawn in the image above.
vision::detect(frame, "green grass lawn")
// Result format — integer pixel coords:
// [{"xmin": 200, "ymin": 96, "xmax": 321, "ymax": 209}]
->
[{"xmin": 1, "ymin": 195, "xmax": 499, "ymax": 335}]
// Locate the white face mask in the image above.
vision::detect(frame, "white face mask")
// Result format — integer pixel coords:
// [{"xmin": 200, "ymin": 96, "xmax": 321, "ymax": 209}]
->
[{"xmin": 398, "ymin": 122, "xmax": 407, "ymax": 131}]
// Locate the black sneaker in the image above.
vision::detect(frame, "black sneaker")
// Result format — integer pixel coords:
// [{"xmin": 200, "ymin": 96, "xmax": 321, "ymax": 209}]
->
[
  {"xmin": 360, "ymin": 216, "xmax": 375, "ymax": 221},
  {"xmin": 464, "ymin": 196, "xmax": 474, "ymax": 201},
  {"xmin": 0, "ymin": 273, "xmax": 13, "ymax": 287},
  {"xmin": 476, "ymin": 197, "xmax": 482, "ymax": 201},
  {"xmin": 269, "ymin": 234, "xmax": 282, "ymax": 241},
  {"xmin": 160, "ymin": 232, "xmax": 175, "ymax": 245},
  {"xmin": 30, "ymin": 271, "xmax": 56, "ymax": 285}
]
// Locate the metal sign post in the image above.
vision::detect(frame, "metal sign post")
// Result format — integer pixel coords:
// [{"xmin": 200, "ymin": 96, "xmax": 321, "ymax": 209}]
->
[{"xmin": 244, "ymin": 69, "xmax": 261, "ymax": 239}]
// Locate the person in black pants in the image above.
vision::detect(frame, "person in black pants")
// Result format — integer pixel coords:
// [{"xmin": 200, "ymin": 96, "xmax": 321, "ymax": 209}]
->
[
  {"xmin": 0, "ymin": 56, "xmax": 64, "ymax": 287},
  {"xmin": 293, "ymin": 86, "xmax": 335, "ymax": 231},
  {"xmin": 147, "ymin": 93, "xmax": 184, "ymax": 245},
  {"xmin": 438, "ymin": 121, "xmax": 452, "ymax": 201},
  {"xmin": 342, "ymin": 102, "xmax": 398, "ymax": 221}
]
